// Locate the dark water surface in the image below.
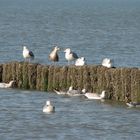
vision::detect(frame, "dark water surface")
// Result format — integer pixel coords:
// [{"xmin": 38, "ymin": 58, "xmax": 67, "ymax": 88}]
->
[{"xmin": 0, "ymin": 88, "xmax": 140, "ymax": 140}]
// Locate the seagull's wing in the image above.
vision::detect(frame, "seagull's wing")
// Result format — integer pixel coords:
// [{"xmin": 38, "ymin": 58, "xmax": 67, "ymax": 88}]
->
[
  {"xmin": 0, "ymin": 83, "xmax": 6, "ymax": 88},
  {"xmin": 67, "ymin": 89, "xmax": 81, "ymax": 95},
  {"xmin": 133, "ymin": 102, "xmax": 140, "ymax": 106},
  {"xmin": 54, "ymin": 89, "xmax": 66, "ymax": 95},
  {"xmin": 29, "ymin": 51, "xmax": 34, "ymax": 58},
  {"xmin": 126, "ymin": 102, "xmax": 135, "ymax": 107},
  {"xmin": 54, "ymin": 53, "xmax": 59, "ymax": 61},
  {"xmin": 71, "ymin": 52, "xmax": 78, "ymax": 59}
]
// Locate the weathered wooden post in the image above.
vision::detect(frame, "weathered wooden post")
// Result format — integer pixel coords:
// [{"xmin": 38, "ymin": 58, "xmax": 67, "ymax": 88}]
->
[
  {"xmin": 59, "ymin": 66, "xmax": 68, "ymax": 90},
  {"xmin": 76, "ymin": 66, "xmax": 84, "ymax": 90},
  {"xmin": 0, "ymin": 61, "xmax": 140, "ymax": 102},
  {"xmin": 97, "ymin": 66, "xmax": 108, "ymax": 93},
  {"xmin": 52, "ymin": 66, "xmax": 61, "ymax": 90},
  {"xmin": 89, "ymin": 65, "xmax": 98, "ymax": 92},
  {"xmin": 48, "ymin": 65, "xmax": 55, "ymax": 91},
  {"xmin": 0, "ymin": 64, "xmax": 3, "ymax": 82},
  {"xmin": 36, "ymin": 65, "xmax": 49, "ymax": 91},
  {"xmin": 83, "ymin": 66, "xmax": 91, "ymax": 91},
  {"xmin": 121, "ymin": 68, "xmax": 131, "ymax": 101},
  {"xmin": 131, "ymin": 68, "xmax": 140, "ymax": 102},
  {"xmin": 16, "ymin": 62, "xmax": 23, "ymax": 88},
  {"xmin": 22, "ymin": 62, "xmax": 29, "ymax": 89},
  {"xmin": 2, "ymin": 62, "xmax": 13, "ymax": 82},
  {"xmin": 28, "ymin": 63, "xmax": 38, "ymax": 89}
]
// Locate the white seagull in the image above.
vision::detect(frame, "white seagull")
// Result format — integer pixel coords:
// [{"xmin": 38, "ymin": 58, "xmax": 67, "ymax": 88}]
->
[
  {"xmin": 0, "ymin": 80, "xmax": 15, "ymax": 88},
  {"xmin": 49, "ymin": 46, "xmax": 60, "ymax": 64},
  {"xmin": 23, "ymin": 46, "xmax": 34, "ymax": 61},
  {"xmin": 126, "ymin": 102, "xmax": 140, "ymax": 108},
  {"xmin": 84, "ymin": 90, "xmax": 106, "ymax": 100},
  {"xmin": 102, "ymin": 58, "xmax": 112, "ymax": 68},
  {"xmin": 43, "ymin": 100, "xmax": 55, "ymax": 113},
  {"xmin": 75, "ymin": 57, "xmax": 86, "ymax": 66},
  {"xmin": 64, "ymin": 48, "xmax": 78, "ymax": 65},
  {"xmin": 66, "ymin": 86, "xmax": 86, "ymax": 96}
]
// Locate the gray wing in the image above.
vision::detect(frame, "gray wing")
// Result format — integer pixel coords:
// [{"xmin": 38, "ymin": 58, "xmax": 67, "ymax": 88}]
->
[
  {"xmin": 133, "ymin": 102, "xmax": 140, "ymax": 106},
  {"xmin": 29, "ymin": 51, "xmax": 34, "ymax": 58},
  {"xmin": 54, "ymin": 53, "xmax": 59, "ymax": 62},
  {"xmin": 71, "ymin": 52, "xmax": 78, "ymax": 59},
  {"xmin": 68, "ymin": 89, "xmax": 81, "ymax": 95}
]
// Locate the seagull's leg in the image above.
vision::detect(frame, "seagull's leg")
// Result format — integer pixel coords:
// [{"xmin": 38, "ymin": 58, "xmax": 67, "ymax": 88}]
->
[
  {"xmin": 72, "ymin": 60, "xmax": 75, "ymax": 65},
  {"xmin": 24, "ymin": 58, "xmax": 27, "ymax": 62},
  {"xmin": 52, "ymin": 61, "xmax": 56, "ymax": 66},
  {"xmin": 68, "ymin": 60, "xmax": 70, "ymax": 65}
]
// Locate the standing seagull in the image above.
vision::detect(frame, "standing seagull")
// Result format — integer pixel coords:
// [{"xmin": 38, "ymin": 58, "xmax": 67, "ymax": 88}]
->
[
  {"xmin": 102, "ymin": 58, "xmax": 112, "ymax": 68},
  {"xmin": 49, "ymin": 46, "xmax": 60, "ymax": 64},
  {"xmin": 64, "ymin": 48, "xmax": 78, "ymax": 65},
  {"xmin": 75, "ymin": 57, "xmax": 86, "ymax": 66},
  {"xmin": 23, "ymin": 46, "xmax": 34, "ymax": 61}
]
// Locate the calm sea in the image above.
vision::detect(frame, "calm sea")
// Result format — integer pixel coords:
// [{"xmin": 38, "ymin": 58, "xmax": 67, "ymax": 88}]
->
[
  {"xmin": 0, "ymin": 88, "xmax": 140, "ymax": 140},
  {"xmin": 0, "ymin": 0, "xmax": 140, "ymax": 139},
  {"xmin": 0, "ymin": 0, "xmax": 140, "ymax": 67}
]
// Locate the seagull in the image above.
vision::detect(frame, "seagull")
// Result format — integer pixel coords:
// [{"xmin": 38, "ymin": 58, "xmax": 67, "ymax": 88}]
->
[
  {"xmin": 49, "ymin": 46, "xmax": 60, "ymax": 64},
  {"xmin": 84, "ymin": 90, "xmax": 106, "ymax": 100},
  {"xmin": 0, "ymin": 80, "xmax": 15, "ymax": 88},
  {"xmin": 43, "ymin": 100, "xmax": 55, "ymax": 113},
  {"xmin": 54, "ymin": 86, "xmax": 86, "ymax": 96},
  {"xmin": 64, "ymin": 48, "xmax": 78, "ymax": 65},
  {"xmin": 66, "ymin": 86, "xmax": 86, "ymax": 96},
  {"xmin": 102, "ymin": 58, "xmax": 112, "ymax": 68},
  {"xmin": 126, "ymin": 102, "xmax": 140, "ymax": 108},
  {"xmin": 75, "ymin": 57, "xmax": 86, "ymax": 66},
  {"xmin": 23, "ymin": 46, "xmax": 34, "ymax": 61}
]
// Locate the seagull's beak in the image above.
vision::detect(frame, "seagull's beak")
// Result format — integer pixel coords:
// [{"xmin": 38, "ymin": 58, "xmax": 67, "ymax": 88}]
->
[
  {"xmin": 57, "ymin": 47, "xmax": 61, "ymax": 51},
  {"xmin": 63, "ymin": 48, "xmax": 67, "ymax": 52}
]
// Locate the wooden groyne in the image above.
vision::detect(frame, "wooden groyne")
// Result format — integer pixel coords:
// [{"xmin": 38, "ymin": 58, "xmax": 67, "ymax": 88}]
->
[{"xmin": 1, "ymin": 61, "xmax": 140, "ymax": 102}]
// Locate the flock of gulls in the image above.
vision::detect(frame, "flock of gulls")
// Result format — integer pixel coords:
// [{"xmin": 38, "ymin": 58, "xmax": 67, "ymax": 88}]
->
[
  {"xmin": 23, "ymin": 45, "xmax": 112, "ymax": 67},
  {"xmin": 0, "ymin": 45, "xmax": 139, "ymax": 113},
  {"xmin": 42, "ymin": 86, "xmax": 106, "ymax": 113},
  {"xmin": 22, "ymin": 45, "xmax": 112, "ymax": 113}
]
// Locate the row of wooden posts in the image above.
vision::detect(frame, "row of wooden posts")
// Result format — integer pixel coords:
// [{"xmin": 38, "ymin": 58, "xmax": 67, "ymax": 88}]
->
[{"xmin": 0, "ymin": 61, "xmax": 140, "ymax": 102}]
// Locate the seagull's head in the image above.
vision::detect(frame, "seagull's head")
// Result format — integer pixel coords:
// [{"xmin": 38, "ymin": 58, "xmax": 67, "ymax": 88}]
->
[
  {"xmin": 82, "ymin": 88, "xmax": 86, "ymax": 93},
  {"xmin": 46, "ymin": 100, "xmax": 51, "ymax": 106},
  {"xmin": 64, "ymin": 48, "xmax": 71, "ymax": 53},
  {"xmin": 54, "ymin": 46, "xmax": 60, "ymax": 51},
  {"xmin": 23, "ymin": 46, "xmax": 27, "ymax": 50},
  {"xmin": 69, "ymin": 86, "xmax": 73, "ymax": 91},
  {"xmin": 101, "ymin": 90, "xmax": 106, "ymax": 98},
  {"xmin": 103, "ymin": 58, "xmax": 111, "ymax": 64},
  {"xmin": 80, "ymin": 57, "xmax": 85, "ymax": 61},
  {"xmin": 107, "ymin": 58, "xmax": 111, "ymax": 63},
  {"xmin": 8, "ymin": 80, "xmax": 15, "ymax": 86}
]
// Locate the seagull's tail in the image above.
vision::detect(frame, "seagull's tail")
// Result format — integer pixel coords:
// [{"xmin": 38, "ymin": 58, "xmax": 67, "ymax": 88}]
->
[
  {"xmin": 126, "ymin": 102, "xmax": 134, "ymax": 107},
  {"xmin": 53, "ymin": 89, "xmax": 61, "ymax": 95}
]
